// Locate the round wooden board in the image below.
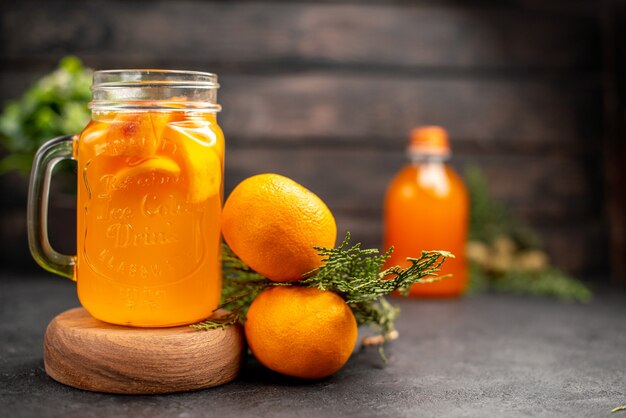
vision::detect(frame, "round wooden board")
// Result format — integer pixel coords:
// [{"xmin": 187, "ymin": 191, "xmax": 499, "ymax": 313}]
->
[{"xmin": 44, "ymin": 308, "xmax": 245, "ymax": 394}]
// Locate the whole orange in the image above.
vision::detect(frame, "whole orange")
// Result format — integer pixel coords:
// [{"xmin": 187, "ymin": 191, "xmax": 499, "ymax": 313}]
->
[
  {"xmin": 221, "ymin": 173, "xmax": 337, "ymax": 282},
  {"xmin": 244, "ymin": 286, "xmax": 357, "ymax": 379}
]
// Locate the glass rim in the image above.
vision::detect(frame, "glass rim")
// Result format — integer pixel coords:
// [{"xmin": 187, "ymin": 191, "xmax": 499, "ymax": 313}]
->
[
  {"xmin": 92, "ymin": 69, "xmax": 220, "ymax": 89},
  {"xmin": 90, "ymin": 69, "xmax": 221, "ymax": 112}
]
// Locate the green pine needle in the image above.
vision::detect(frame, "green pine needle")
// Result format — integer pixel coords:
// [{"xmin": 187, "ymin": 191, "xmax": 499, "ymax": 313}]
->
[
  {"xmin": 191, "ymin": 311, "xmax": 240, "ymax": 331},
  {"xmin": 193, "ymin": 232, "xmax": 452, "ymax": 357},
  {"xmin": 193, "ymin": 243, "xmax": 275, "ymax": 331},
  {"xmin": 350, "ymin": 296, "xmax": 399, "ymax": 346},
  {"xmin": 490, "ymin": 268, "xmax": 592, "ymax": 303},
  {"xmin": 466, "ymin": 166, "xmax": 541, "ymax": 249},
  {"xmin": 612, "ymin": 405, "xmax": 626, "ymax": 413},
  {"xmin": 301, "ymin": 233, "xmax": 452, "ymax": 304},
  {"xmin": 301, "ymin": 233, "xmax": 451, "ymax": 346},
  {"xmin": 465, "ymin": 165, "xmax": 592, "ymax": 302}
]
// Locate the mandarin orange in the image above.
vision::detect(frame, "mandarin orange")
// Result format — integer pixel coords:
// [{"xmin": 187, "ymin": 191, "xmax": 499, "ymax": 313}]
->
[
  {"xmin": 221, "ymin": 173, "xmax": 336, "ymax": 282},
  {"xmin": 244, "ymin": 286, "xmax": 357, "ymax": 379}
]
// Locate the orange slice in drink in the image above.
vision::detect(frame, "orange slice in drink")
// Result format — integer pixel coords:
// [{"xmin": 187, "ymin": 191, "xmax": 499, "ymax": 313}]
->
[
  {"xmin": 107, "ymin": 156, "xmax": 181, "ymax": 192},
  {"xmin": 148, "ymin": 111, "xmax": 186, "ymax": 141},
  {"xmin": 102, "ymin": 112, "xmax": 161, "ymax": 157},
  {"xmin": 114, "ymin": 156, "xmax": 181, "ymax": 181},
  {"xmin": 164, "ymin": 121, "xmax": 222, "ymax": 203},
  {"xmin": 80, "ymin": 120, "xmax": 110, "ymax": 154}
]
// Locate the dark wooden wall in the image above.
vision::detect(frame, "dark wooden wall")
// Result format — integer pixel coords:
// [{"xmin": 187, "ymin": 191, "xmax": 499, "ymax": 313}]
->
[
  {"xmin": 0, "ymin": 0, "xmax": 619, "ymax": 278},
  {"xmin": 602, "ymin": 0, "xmax": 626, "ymax": 282}
]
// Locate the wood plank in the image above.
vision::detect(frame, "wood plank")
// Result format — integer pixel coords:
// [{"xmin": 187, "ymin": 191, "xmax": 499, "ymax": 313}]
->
[
  {"xmin": 224, "ymin": 148, "xmax": 600, "ymax": 223},
  {"xmin": 601, "ymin": 0, "xmax": 626, "ymax": 283},
  {"xmin": 218, "ymin": 73, "xmax": 600, "ymax": 148},
  {"xmin": 0, "ymin": 70, "xmax": 600, "ymax": 153},
  {"xmin": 0, "ymin": 69, "xmax": 45, "ymax": 106},
  {"xmin": 0, "ymin": 1, "xmax": 600, "ymax": 71}
]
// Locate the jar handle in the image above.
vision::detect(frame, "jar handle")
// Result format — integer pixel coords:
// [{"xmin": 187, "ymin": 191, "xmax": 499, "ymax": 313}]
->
[{"xmin": 27, "ymin": 135, "xmax": 77, "ymax": 281}]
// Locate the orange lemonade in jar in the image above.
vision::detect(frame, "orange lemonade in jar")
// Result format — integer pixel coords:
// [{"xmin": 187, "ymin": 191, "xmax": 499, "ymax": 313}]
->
[
  {"xmin": 75, "ymin": 70, "xmax": 224, "ymax": 326},
  {"xmin": 383, "ymin": 126, "xmax": 468, "ymax": 297}
]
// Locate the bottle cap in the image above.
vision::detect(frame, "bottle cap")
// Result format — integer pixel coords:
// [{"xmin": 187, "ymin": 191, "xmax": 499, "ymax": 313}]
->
[{"xmin": 408, "ymin": 126, "xmax": 450, "ymax": 156}]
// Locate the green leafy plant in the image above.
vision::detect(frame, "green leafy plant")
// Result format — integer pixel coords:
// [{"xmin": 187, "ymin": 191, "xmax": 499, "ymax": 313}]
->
[
  {"xmin": 0, "ymin": 56, "xmax": 92, "ymax": 174},
  {"xmin": 193, "ymin": 233, "xmax": 452, "ymax": 356},
  {"xmin": 466, "ymin": 166, "xmax": 592, "ymax": 302}
]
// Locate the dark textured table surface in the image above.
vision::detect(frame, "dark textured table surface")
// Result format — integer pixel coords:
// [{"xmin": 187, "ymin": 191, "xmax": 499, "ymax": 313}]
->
[{"xmin": 1, "ymin": 273, "xmax": 625, "ymax": 418}]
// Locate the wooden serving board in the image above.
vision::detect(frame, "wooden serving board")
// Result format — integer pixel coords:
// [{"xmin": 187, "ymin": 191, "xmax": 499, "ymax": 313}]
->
[{"xmin": 44, "ymin": 308, "xmax": 245, "ymax": 394}]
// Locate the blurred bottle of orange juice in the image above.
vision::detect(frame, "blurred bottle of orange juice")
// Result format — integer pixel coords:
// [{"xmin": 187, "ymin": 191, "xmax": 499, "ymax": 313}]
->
[{"xmin": 383, "ymin": 126, "xmax": 468, "ymax": 297}]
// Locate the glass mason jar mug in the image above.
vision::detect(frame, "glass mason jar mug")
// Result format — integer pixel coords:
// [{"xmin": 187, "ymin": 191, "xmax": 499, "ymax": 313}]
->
[{"xmin": 28, "ymin": 70, "xmax": 225, "ymax": 327}]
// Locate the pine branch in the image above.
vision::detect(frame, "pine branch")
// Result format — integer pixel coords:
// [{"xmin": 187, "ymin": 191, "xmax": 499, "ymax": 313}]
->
[
  {"xmin": 193, "ymin": 233, "xmax": 453, "ymax": 360},
  {"xmin": 300, "ymin": 232, "xmax": 452, "ymax": 359},
  {"xmin": 350, "ymin": 296, "xmax": 399, "ymax": 340},
  {"xmin": 466, "ymin": 165, "xmax": 541, "ymax": 249},
  {"xmin": 206, "ymin": 244, "xmax": 275, "ymax": 326},
  {"xmin": 491, "ymin": 268, "xmax": 592, "ymax": 303},
  {"xmin": 302, "ymin": 232, "xmax": 453, "ymax": 303},
  {"xmin": 465, "ymin": 165, "xmax": 592, "ymax": 302},
  {"xmin": 190, "ymin": 311, "xmax": 240, "ymax": 331}
]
